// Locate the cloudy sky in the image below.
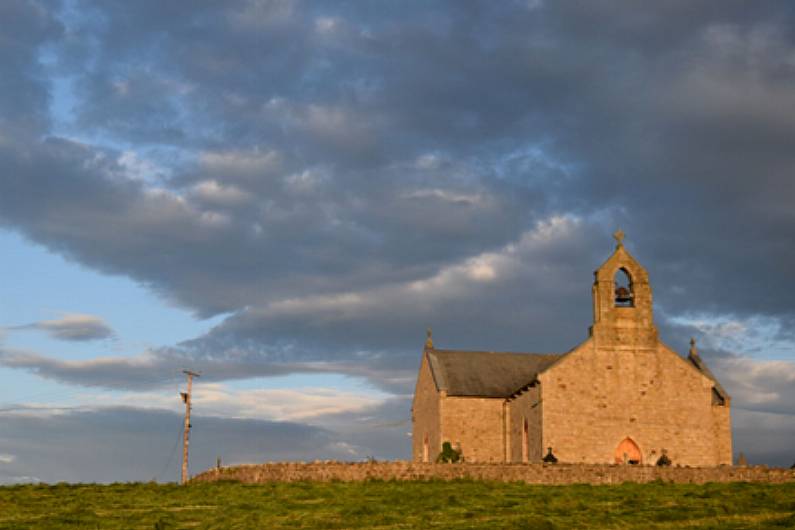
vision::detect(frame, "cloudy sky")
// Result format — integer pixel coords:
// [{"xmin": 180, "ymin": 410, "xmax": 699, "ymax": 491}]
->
[{"xmin": 1, "ymin": 0, "xmax": 795, "ymax": 483}]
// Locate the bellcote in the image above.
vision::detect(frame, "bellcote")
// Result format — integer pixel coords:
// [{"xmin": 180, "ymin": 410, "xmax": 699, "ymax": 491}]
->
[{"xmin": 589, "ymin": 231, "xmax": 658, "ymax": 348}]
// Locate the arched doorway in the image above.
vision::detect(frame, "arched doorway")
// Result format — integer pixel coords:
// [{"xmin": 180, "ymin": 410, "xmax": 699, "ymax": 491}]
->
[{"xmin": 614, "ymin": 437, "xmax": 642, "ymax": 464}]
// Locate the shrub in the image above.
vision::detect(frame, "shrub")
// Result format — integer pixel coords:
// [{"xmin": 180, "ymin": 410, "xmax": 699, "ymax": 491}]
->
[
  {"xmin": 436, "ymin": 442, "xmax": 461, "ymax": 463},
  {"xmin": 656, "ymin": 454, "xmax": 672, "ymax": 467}
]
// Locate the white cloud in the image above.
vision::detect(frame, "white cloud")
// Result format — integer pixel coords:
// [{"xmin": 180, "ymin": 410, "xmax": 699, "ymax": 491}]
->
[
  {"xmin": 466, "ymin": 260, "xmax": 498, "ymax": 282},
  {"xmin": 669, "ymin": 313, "xmax": 795, "ymax": 359},
  {"xmin": 65, "ymin": 383, "xmax": 388, "ymax": 423},
  {"xmin": 199, "ymin": 210, "xmax": 232, "ymax": 227},
  {"xmin": 328, "ymin": 441, "xmax": 363, "ymax": 456},
  {"xmin": 0, "ymin": 454, "xmax": 15, "ymax": 464},
  {"xmin": 192, "ymin": 384, "xmax": 387, "ymax": 421},
  {"xmin": 263, "ymin": 100, "xmax": 378, "ymax": 152},
  {"xmin": 252, "ymin": 213, "xmax": 582, "ymax": 321},
  {"xmin": 118, "ymin": 151, "xmax": 169, "ymax": 183},
  {"xmin": 527, "ymin": 215, "xmax": 580, "ymax": 243},
  {"xmin": 315, "ymin": 16, "xmax": 340, "ymax": 34},
  {"xmin": 713, "ymin": 355, "xmax": 795, "ymax": 412},
  {"xmin": 403, "ymin": 188, "xmax": 485, "ymax": 206},
  {"xmin": 284, "ymin": 168, "xmax": 327, "ymax": 193},
  {"xmin": 199, "ymin": 149, "xmax": 283, "ymax": 179},
  {"xmin": 414, "ymin": 153, "xmax": 445, "ymax": 170},
  {"xmin": 191, "ymin": 180, "xmax": 252, "ymax": 207}
]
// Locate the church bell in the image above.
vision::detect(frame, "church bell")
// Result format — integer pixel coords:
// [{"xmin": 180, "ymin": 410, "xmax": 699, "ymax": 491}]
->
[{"xmin": 615, "ymin": 286, "xmax": 633, "ymax": 304}]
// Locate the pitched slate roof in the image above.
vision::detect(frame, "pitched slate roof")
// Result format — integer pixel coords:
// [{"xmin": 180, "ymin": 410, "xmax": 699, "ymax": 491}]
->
[
  {"xmin": 687, "ymin": 353, "xmax": 730, "ymax": 400},
  {"xmin": 426, "ymin": 349, "xmax": 561, "ymax": 398}
]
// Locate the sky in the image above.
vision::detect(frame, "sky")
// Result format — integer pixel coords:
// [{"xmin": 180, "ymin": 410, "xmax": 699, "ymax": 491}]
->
[{"xmin": 1, "ymin": 0, "xmax": 795, "ymax": 483}]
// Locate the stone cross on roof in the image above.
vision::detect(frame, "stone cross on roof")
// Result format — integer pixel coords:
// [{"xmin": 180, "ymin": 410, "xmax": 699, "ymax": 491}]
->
[{"xmin": 613, "ymin": 229, "xmax": 625, "ymax": 247}]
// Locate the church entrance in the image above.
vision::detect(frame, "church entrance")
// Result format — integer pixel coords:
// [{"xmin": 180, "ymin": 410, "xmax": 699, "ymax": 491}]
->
[{"xmin": 614, "ymin": 437, "xmax": 642, "ymax": 464}]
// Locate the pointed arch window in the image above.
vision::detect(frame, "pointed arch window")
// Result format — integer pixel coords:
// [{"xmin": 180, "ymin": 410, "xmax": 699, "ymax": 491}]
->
[{"xmin": 614, "ymin": 268, "xmax": 634, "ymax": 307}]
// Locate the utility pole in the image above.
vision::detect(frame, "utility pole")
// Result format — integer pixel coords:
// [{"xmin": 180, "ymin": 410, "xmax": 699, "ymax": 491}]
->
[{"xmin": 180, "ymin": 370, "xmax": 200, "ymax": 485}]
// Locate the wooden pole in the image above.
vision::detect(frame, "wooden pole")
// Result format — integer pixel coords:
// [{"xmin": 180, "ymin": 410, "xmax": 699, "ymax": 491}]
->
[{"xmin": 181, "ymin": 370, "xmax": 200, "ymax": 485}]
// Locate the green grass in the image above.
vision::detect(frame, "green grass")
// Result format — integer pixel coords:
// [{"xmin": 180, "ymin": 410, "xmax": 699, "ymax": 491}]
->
[{"xmin": 0, "ymin": 480, "xmax": 794, "ymax": 529}]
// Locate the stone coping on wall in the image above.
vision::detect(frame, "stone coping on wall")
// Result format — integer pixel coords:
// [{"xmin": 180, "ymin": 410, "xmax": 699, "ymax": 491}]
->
[{"xmin": 192, "ymin": 461, "xmax": 795, "ymax": 485}]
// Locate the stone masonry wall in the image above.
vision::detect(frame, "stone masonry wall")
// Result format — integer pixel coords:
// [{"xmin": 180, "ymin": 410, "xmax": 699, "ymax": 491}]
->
[
  {"xmin": 194, "ymin": 461, "xmax": 795, "ymax": 485},
  {"xmin": 409, "ymin": 240, "xmax": 733, "ymax": 468},
  {"xmin": 507, "ymin": 386, "xmax": 542, "ymax": 463},
  {"xmin": 540, "ymin": 339, "xmax": 732, "ymax": 466},
  {"xmin": 712, "ymin": 402, "xmax": 733, "ymax": 465},
  {"xmin": 440, "ymin": 396, "xmax": 504, "ymax": 462},
  {"xmin": 411, "ymin": 354, "xmax": 440, "ymax": 462}
]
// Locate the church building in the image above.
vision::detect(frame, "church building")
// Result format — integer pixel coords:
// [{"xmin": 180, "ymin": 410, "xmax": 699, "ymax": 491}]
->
[{"xmin": 411, "ymin": 232, "xmax": 732, "ymax": 466}]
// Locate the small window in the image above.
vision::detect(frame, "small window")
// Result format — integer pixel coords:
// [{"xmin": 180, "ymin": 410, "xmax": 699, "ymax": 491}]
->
[{"xmin": 712, "ymin": 388, "xmax": 726, "ymax": 406}]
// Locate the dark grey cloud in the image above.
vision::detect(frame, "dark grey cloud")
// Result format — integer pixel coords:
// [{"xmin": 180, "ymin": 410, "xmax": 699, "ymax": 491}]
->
[
  {"xmin": 310, "ymin": 396, "xmax": 413, "ymax": 461},
  {"xmin": 0, "ymin": 135, "xmax": 533, "ymax": 317},
  {"xmin": 0, "ymin": 0, "xmax": 62, "ymax": 137},
  {"xmin": 0, "ymin": 343, "xmax": 334, "ymax": 390},
  {"xmin": 3, "ymin": 0, "xmax": 793, "ymax": 324},
  {"xmin": 0, "ymin": 406, "xmax": 353, "ymax": 484},
  {"xmin": 1, "ymin": 0, "xmax": 795, "ymax": 471},
  {"xmin": 9, "ymin": 313, "xmax": 114, "ymax": 341},
  {"xmin": 0, "ymin": 395, "xmax": 414, "ymax": 484},
  {"xmin": 0, "ymin": 217, "xmax": 604, "ymax": 395},
  {"xmin": 732, "ymin": 409, "xmax": 795, "ymax": 468}
]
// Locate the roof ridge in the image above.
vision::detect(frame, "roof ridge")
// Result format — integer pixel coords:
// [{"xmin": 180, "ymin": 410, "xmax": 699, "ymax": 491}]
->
[{"xmin": 431, "ymin": 349, "xmax": 561, "ymax": 356}]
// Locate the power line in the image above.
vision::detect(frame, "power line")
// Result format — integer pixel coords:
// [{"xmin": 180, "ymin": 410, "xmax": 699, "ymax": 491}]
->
[{"xmin": 156, "ymin": 422, "xmax": 185, "ymax": 483}]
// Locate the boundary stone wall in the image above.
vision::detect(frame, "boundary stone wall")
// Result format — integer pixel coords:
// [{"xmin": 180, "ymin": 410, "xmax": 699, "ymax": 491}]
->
[{"xmin": 193, "ymin": 461, "xmax": 795, "ymax": 485}]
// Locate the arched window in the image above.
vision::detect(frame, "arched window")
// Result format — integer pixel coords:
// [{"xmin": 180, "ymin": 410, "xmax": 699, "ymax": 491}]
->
[
  {"xmin": 423, "ymin": 434, "xmax": 429, "ymax": 463},
  {"xmin": 522, "ymin": 419, "xmax": 529, "ymax": 463},
  {"xmin": 614, "ymin": 268, "xmax": 634, "ymax": 307}
]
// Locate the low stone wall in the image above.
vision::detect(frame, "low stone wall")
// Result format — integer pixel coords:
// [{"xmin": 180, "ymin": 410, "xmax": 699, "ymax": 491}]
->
[{"xmin": 192, "ymin": 461, "xmax": 795, "ymax": 485}]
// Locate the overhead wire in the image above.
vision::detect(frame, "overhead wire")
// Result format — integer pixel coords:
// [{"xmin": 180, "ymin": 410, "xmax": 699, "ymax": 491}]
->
[{"xmin": 155, "ymin": 422, "xmax": 185, "ymax": 483}]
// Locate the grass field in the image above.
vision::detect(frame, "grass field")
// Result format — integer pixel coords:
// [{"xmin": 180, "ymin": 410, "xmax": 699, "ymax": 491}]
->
[{"xmin": 1, "ymin": 480, "xmax": 794, "ymax": 529}]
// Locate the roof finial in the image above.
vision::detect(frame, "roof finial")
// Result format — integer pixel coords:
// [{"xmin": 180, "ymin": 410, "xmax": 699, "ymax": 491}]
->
[
  {"xmin": 689, "ymin": 337, "xmax": 698, "ymax": 357},
  {"xmin": 425, "ymin": 327, "xmax": 434, "ymax": 349},
  {"xmin": 613, "ymin": 229, "xmax": 625, "ymax": 248}
]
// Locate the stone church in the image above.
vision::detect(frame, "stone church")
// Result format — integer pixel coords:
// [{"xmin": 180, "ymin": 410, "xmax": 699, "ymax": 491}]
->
[{"xmin": 411, "ymin": 232, "xmax": 732, "ymax": 466}]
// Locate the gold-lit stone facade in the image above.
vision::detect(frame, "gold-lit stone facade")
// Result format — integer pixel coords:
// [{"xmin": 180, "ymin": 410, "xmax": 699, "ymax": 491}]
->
[{"xmin": 411, "ymin": 234, "xmax": 732, "ymax": 466}]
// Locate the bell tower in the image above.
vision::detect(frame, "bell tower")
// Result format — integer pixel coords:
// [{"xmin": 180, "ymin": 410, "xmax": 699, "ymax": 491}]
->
[{"xmin": 589, "ymin": 231, "xmax": 658, "ymax": 349}]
